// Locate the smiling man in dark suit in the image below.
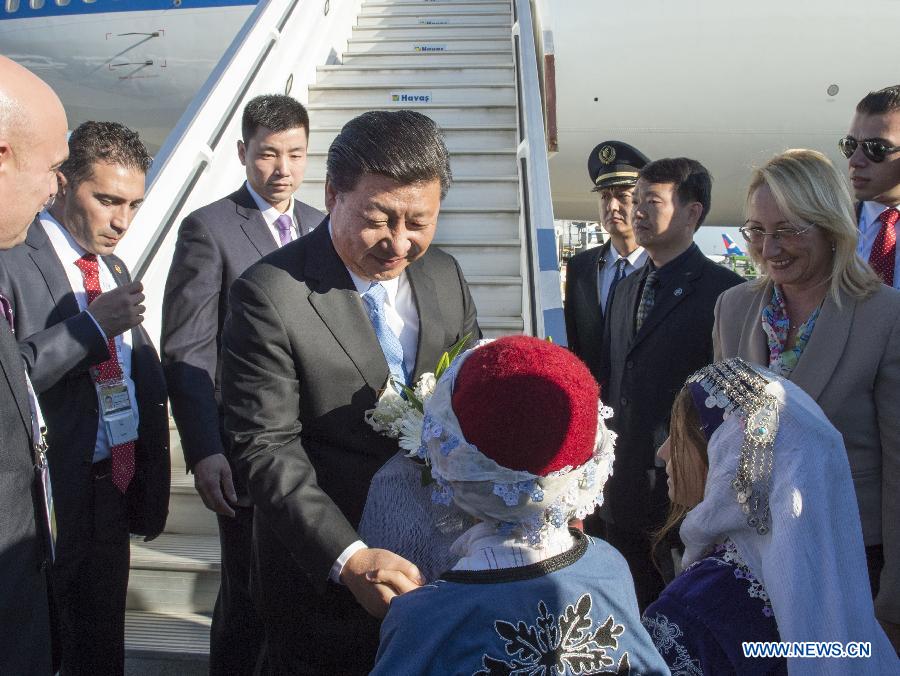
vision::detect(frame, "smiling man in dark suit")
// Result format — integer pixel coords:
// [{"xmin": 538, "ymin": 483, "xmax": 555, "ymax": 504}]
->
[
  {"xmin": 0, "ymin": 120, "xmax": 170, "ymax": 675},
  {"xmin": 0, "ymin": 55, "xmax": 69, "ymax": 676},
  {"xmin": 599, "ymin": 157, "xmax": 743, "ymax": 611},
  {"xmin": 161, "ymin": 94, "xmax": 324, "ymax": 675},
  {"xmin": 221, "ymin": 110, "xmax": 479, "ymax": 674}
]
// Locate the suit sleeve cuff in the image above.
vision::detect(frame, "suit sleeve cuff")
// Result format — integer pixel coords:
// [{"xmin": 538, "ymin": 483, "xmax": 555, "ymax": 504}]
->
[
  {"xmin": 85, "ymin": 310, "xmax": 108, "ymax": 342},
  {"xmin": 329, "ymin": 540, "xmax": 367, "ymax": 583}
]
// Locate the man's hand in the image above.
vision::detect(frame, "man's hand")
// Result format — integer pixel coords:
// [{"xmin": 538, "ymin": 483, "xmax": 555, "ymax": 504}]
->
[
  {"xmin": 89, "ymin": 281, "xmax": 145, "ymax": 337},
  {"xmin": 341, "ymin": 548, "xmax": 424, "ymax": 619},
  {"xmin": 192, "ymin": 453, "xmax": 237, "ymax": 517}
]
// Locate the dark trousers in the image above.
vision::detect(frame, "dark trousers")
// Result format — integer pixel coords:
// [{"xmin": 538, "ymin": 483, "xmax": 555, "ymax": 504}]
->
[
  {"xmin": 210, "ymin": 505, "xmax": 265, "ymax": 676},
  {"xmin": 596, "ymin": 520, "xmax": 666, "ymax": 612},
  {"xmin": 253, "ymin": 513, "xmax": 380, "ymax": 675},
  {"xmin": 52, "ymin": 463, "xmax": 130, "ymax": 676}
]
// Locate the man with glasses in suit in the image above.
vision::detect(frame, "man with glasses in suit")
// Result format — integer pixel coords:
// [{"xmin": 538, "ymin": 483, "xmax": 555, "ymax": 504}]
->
[{"xmin": 842, "ymin": 84, "xmax": 900, "ymax": 288}]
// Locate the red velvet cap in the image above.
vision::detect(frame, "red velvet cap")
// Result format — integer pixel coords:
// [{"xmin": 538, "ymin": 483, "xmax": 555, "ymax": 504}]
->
[{"xmin": 451, "ymin": 336, "xmax": 599, "ymax": 475}]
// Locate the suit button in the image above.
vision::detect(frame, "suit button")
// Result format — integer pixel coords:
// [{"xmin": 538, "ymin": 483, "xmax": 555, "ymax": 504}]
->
[
  {"xmin": 626, "ymin": 360, "xmax": 634, "ymax": 369},
  {"xmin": 620, "ymin": 397, "xmax": 628, "ymax": 406}
]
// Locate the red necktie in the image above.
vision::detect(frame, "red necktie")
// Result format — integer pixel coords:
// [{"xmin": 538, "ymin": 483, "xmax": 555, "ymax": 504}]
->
[
  {"xmin": 73, "ymin": 254, "xmax": 135, "ymax": 493},
  {"xmin": 869, "ymin": 208, "xmax": 898, "ymax": 287}
]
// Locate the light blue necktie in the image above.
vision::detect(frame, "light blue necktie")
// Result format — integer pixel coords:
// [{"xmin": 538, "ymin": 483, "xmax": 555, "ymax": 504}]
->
[{"xmin": 362, "ymin": 282, "xmax": 408, "ymax": 388}]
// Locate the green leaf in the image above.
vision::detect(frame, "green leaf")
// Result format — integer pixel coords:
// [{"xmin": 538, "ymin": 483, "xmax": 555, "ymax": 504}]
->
[
  {"xmin": 447, "ymin": 333, "xmax": 473, "ymax": 362},
  {"xmin": 434, "ymin": 352, "xmax": 451, "ymax": 379}
]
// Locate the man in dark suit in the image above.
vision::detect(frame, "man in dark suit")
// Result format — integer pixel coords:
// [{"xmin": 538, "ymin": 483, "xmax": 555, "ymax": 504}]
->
[
  {"xmin": 0, "ymin": 121, "xmax": 170, "ymax": 676},
  {"xmin": 221, "ymin": 110, "xmax": 479, "ymax": 674},
  {"xmin": 565, "ymin": 141, "xmax": 649, "ymax": 382},
  {"xmin": 161, "ymin": 94, "xmax": 324, "ymax": 675},
  {"xmin": 599, "ymin": 157, "xmax": 744, "ymax": 610},
  {"xmin": 842, "ymin": 85, "xmax": 900, "ymax": 289},
  {"xmin": 0, "ymin": 55, "xmax": 69, "ymax": 676}
]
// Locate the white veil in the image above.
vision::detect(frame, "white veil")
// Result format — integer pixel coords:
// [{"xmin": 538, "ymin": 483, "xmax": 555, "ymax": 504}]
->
[{"xmin": 680, "ymin": 376, "xmax": 897, "ymax": 674}]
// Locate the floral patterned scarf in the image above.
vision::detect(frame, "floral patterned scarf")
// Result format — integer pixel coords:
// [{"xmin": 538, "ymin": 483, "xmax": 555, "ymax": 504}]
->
[{"xmin": 760, "ymin": 285, "xmax": 821, "ymax": 377}]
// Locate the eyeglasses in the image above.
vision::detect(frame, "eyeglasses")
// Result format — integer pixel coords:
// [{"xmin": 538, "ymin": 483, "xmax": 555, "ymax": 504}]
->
[
  {"xmin": 838, "ymin": 136, "xmax": 900, "ymax": 163},
  {"xmin": 739, "ymin": 224, "xmax": 812, "ymax": 244}
]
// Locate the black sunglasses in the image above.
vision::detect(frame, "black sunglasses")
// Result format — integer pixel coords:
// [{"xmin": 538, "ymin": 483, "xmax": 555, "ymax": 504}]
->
[{"xmin": 838, "ymin": 136, "xmax": 900, "ymax": 163}]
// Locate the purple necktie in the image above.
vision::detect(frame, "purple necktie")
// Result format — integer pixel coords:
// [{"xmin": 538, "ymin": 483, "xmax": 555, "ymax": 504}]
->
[
  {"xmin": 275, "ymin": 214, "xmax": 293, "ymax": 247},
  {"xmin": 0, "ymin": 293, "xmax": 14, "ymax": 333}
]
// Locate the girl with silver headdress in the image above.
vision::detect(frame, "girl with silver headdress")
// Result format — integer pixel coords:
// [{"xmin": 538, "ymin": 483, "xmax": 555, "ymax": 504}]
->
[
  {"xmin": 370, "ymin": 336, "xmax": 668, "ymax": 676},
  {"xmin": 642, "ymin": 358, "xmax": 898, "ymax": 675}
]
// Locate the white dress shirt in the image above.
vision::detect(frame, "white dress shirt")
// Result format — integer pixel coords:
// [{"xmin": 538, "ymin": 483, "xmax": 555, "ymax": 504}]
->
[
  {"xmin": 327, "ymin": 224, "xmax": 423, "ymax": 582},
  {"xmin": 598, "ymin": 242, "xmax": 648, "ymax": 309},
  {"xmin": 856, "ymin": 200, "xmax": 900, "ymax": 290},
  {"xmin": 245, "ymin": 181, "xmax": 299, "ymax": 245},
  {"xmin": 41, "ymin": 211, "xmax": 138, "ymax": 462}
]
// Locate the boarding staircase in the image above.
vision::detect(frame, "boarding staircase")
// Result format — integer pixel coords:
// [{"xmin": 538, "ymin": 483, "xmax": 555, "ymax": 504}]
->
[{"xmin": 120, "ymin": 0, "xmax": 560, "ymax": 672}]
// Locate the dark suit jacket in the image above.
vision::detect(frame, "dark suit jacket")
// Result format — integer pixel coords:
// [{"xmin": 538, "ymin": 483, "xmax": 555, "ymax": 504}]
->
[
  {"xmin": 0, "ymin": 219, "xmax": 170, "ymax": 543},
  {"xmin": 0, "ymin": 316, "xmax": 52, "ymax": 674},
  {"xmin": 223, "ymin": 222, "xmax": 479, "ymax": 579},
  {"xmin": 161, "ymin": 184, "xmax": 325, "ymax": 476},
  {"xmin": 599, "ymin": 244, "xmax": 744, "ymax": 532},
  {"xmin": 564, "ymin": 241, "xmax": 611, "ymax": 379}
]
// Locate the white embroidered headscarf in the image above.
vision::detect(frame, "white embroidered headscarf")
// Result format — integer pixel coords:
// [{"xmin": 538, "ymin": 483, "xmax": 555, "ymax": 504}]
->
[
  {"xmin": 680, "ymin": 363, "xmax": 898, "ymax": 674},
  {"xmin": 414, "ymin": 337, "xmax": 616, "ymax": 547}
]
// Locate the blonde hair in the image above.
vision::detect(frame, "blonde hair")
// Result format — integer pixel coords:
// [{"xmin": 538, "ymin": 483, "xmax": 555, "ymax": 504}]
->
[{"xmin": 746, "ymin": 149, "xmax": 881, "ymax": 303}]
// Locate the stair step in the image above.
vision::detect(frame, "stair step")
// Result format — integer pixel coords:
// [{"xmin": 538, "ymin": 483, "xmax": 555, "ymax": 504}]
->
[
  {"xmin": 467, "ymin": 275, "xmax": 523, "ymax": 315},
  {"xmin": 347, "ymin": 37, "xmax": 510, "ymax": 53},
  {"xmin": 357, "ymin": 13, "xmax": 510, "ymax": 27},
  {"xmin": 352, "ymin": 25, "xmax": 509, "ymax": 39},
  {"xmin": 478, "ymin": 315, "xmax": 525, "ymax": 336},
  {"xmin": 298, "ymin": 177, "xmax": 520, "ymax": 210},
  {"xmin": 128, "ymin": 533, "xmax": 220, "ymax": 614},
  {"xmin": 125, "ymin": 610, "xmax": 211, "ymax": 661},
  {"xmin": 316, "ymin": 64, "xmax": 513, "ymax": 85},
  {"xmin": 305, "ymin": 103, "xmax": 516, "ymax": 126},
  {"xmin": 342, "ymin": 49, "xmax": 512, "ymax": 65},
  {"xmin": 433, "ymin": 240, "xmax": 521, "ymax": 275},
  {"xmin": 166, "ymin": 470, "xmax": 219, "ymax": 536},
  {"xmin": 306, "ymin": 149, "xmax": 517, "ymax": 176},
  {"xmin": 435, "ymin": 208, "xmax": 520, "ymax": 238},
  {"xmin": 362, "ymin": 1, "xmax": 511, "ymax": 13},
  {"xmin": 307, "ymin": 82, "xmax": 515, "ymax": 105},
  {"xmin": 309, "ymin": 125, "xmax": 517, "ymax": 152}
]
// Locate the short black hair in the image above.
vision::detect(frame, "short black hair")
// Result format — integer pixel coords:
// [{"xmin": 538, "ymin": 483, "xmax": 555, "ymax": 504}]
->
[
  {"xmin": 241, "ymin": 94, "xmax": 310, "ymax": 142},
  {"xmin": 639, "ymin": 157, "xmax": 712, "ymax": 228},
  {"xmin": 326, "ymin": 110, "xmax": 452, "ymax": 198},
  {"xmin": 856, "ymin": 85, "xmax": 900, "ymax": 116},
  {"xmin": 60, "ymin": 121, "xmax": 152, "ymax": 190}
]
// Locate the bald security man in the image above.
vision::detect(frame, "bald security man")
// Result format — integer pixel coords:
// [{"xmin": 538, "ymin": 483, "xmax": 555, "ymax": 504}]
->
[{"xmin": 0, "ymin": 55, "xmax": 69, "ymax": 675}]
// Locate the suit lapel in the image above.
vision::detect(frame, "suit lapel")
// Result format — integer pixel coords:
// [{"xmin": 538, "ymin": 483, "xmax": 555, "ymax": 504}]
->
[
  {"xmin": 789, "ymin": 289, "xmax": 853, "ymax": 401},
  {"xmin": 234, "ymin": 186, "xmax": 278, "ymax": 258},
  {"xmin": 0, "ymin": 320, "xmax": 32, "ymax": 433},
  {"xmin": 407, "ymin": 259, "xmax": 443, "ymax": 382},
  {"xmin": 305, "ymin": 226, "xmax": 389, "ymax": 392},
  {"xmin": 738, "ymin": 282, "xmax": 772, "ymax": 365},
  {"xmin": 27, "ymin": 221, "xmax": 80, "ymax": 322},
  {"xmin": 583, "ymin": 242, "xmax": 608, "ymax": 321}
]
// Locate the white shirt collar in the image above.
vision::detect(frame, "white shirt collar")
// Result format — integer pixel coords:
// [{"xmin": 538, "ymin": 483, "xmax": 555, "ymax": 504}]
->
[
  {"xmin": 40, "ymin": 210, "xmax": 88, "ymax": 263},
  {"xmin": 607, "ymin": 241, "xmax": 646, "ymax": 267},
  {"xmin": 860, "ymin": 200, "xmax": 899, "ymax": 230},
  {"xmin": 245, "ymin": 180, "xmax": 295, "ymax": 229}
]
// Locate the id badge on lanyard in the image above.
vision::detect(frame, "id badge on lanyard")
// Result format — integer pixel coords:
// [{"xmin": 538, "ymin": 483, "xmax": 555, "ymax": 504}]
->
[{"xmin": 96, "ymin": 378, "xmax": 138, "ymax": 446}]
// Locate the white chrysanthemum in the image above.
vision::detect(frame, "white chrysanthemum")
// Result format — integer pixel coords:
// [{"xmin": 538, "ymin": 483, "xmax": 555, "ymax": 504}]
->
[
  {"xmin": 398, "ymin": 407, "xmax": 425, "ymax": 455},
  {"xmin": 364, "ymin": 387, "xmax": 406, "ymax": 438},
  {"xmin": 414, "ymin": 372, "xmax": 437, "ymax": 402}
]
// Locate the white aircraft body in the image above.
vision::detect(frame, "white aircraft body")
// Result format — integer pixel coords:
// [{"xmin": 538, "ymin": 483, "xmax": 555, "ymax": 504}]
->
[{"xmin": 0, "ymin": 0, "xmax": 256, "ymax": 152}]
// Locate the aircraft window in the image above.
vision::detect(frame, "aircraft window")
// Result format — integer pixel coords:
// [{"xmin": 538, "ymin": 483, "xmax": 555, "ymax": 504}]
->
[
  {"xmin": 55, "ymin": 0, "xmax": 70, "ymax": 6},
  {"xmin": 30, "ymin": 0, "xmax": 45, "ymax": 8},
  {"xmin": 6, "ymin": 0, "xmax": 20, "ymax": 13},
  {"xmin": 83, "ymin": 0, "xmax": 96, "ymax": 3}
]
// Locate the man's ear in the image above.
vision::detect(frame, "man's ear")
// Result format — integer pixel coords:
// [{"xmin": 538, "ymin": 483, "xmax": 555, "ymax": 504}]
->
[
  {"xmin": 324, "ymin": 179, "xmax": 337, "ymax": 213},
  {"xmin": 237, "ymin": 139, "xmax": 246, "ymax": 166},
  {"xmin": 687, "ymin": 201, "xmax": 703, "ymax": 230},
  {"xmin": 53, "ymin": 171, "xmax": 68, "ymax": 209}
]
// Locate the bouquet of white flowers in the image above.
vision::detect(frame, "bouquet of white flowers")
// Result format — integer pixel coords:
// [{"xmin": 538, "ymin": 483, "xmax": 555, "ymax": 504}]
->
[{"xmin": 364, "ymin": 334, "xmax": 471, "ymax": 456}]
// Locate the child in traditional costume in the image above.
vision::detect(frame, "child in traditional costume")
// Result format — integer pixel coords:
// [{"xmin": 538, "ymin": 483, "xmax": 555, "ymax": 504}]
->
[
  {"xmin": 643, "ymin": 358, "xmax": 899, "ymax": 675},
  {"xmin": 371, "ymin": 336, "xmax": 668, "ymax": 675}
]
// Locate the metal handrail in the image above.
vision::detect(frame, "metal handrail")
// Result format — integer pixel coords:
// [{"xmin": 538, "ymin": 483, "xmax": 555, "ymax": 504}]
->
[
  {"xmin": 512, "ymin": 0, "xmax": 565, "ymax": 343},
  {"xmin": 115, "ymin": 0, "xmax": 362, "ymax": 346}
]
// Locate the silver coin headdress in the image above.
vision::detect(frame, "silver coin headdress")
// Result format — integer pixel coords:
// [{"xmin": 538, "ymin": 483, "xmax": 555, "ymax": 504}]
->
[{"xmin": 685, "ymin": 358, "xmax": 778, "ymax": 535}]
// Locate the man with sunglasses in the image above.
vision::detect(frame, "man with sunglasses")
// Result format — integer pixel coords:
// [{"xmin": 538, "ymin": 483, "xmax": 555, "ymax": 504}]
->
[{"xmin": 843, "ymin": 84, "xmax": 900, "ymax": 287}]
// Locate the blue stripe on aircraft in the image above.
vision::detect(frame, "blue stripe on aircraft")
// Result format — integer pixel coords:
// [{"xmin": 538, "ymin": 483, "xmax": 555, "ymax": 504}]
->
[{"xmin": 1, "ymin": 0, "xmax": 256, "ymax": 20}]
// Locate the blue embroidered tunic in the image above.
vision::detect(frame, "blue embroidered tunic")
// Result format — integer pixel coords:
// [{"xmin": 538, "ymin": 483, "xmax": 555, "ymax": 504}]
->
[
  {"xmin": 372, "ymin": 532, "xmax": 669, "ymax": 675},
  {"xmin": 642, "ymin": 540, "xmax": 787, "ymax": 675}
]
